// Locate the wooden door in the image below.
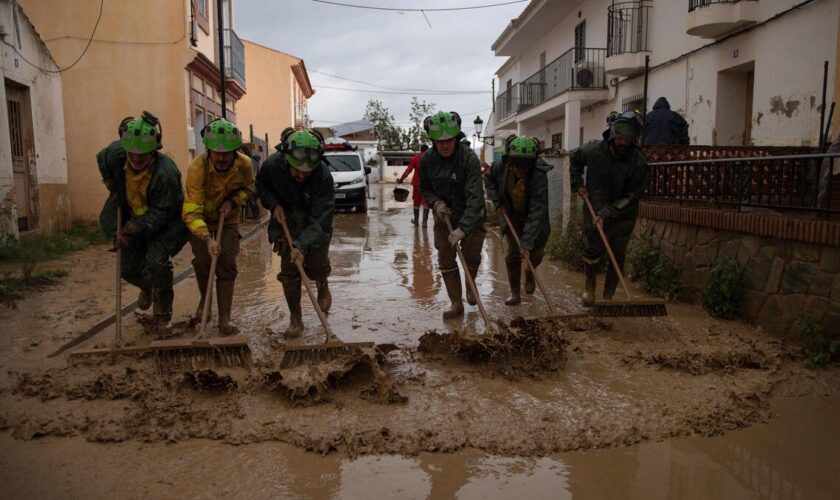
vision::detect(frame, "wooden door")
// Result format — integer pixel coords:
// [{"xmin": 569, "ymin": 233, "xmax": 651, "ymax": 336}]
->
[{"xmin": 5, "ymin": 85, "xmax": 31, "ymax": 231}]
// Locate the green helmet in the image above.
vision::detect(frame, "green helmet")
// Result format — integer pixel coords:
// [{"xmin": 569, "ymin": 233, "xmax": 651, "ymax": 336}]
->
[
  {"xmin": 283, "ymin": 129, "xmax": 324, "ymax": 172},
  {"xmin": 203, "ymin": 118, "xmax": 242, "ymax": 152},
  {"xmin": 507, "ymin": 136, "xmax": 538, "ymax": 160},
  {"xmin": 425, "ymin": 111, "xmax": 461, "ymax": 141},
  {"xmin": 120, "ymin": 118, "xmax": 159, "ymax": 154}
]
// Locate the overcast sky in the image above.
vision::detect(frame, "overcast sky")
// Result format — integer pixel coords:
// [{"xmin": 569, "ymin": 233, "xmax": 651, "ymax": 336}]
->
[{"xmin": 235, "ymin": 0, "xmax": 527, "ymax": 137}]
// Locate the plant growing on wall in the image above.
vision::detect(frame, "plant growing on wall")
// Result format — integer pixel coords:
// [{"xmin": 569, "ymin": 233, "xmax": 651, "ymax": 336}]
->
[
  {"xmin": 701, "ymin": 259, "xmax": 746, "ymax": 319},
  {"xmin": 546, "ymin": 202, "xmax": 587, "ymax": 271},
  {"xmin": 796, "ymin": 318, "xmax": 840, "ymax": 368},
  {"xmin": 626, "ymin": 232, "xmax": 690, "ymax": 301}
]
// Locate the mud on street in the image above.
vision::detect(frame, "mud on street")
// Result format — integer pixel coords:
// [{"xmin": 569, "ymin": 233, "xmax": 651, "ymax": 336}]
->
[{"xmin": 1, "ymin": 184, "xmax": 839, "ymax": 497}]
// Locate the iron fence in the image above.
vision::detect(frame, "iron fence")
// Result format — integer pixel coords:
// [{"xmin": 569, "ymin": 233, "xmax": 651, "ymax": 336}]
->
[
  {"xmin": 646, "ymin": 153, "xmax": 840, "ymax": 216},
  {"xmin": 607, "ymin": 1, "xmax": 652, "ymax": 56},
  {"xmin": 494, "ymin": 48, "xmax": 606, "ymax": 122},
  {"xmin": 223, "ymin": 29, "xmax": 246, "ymax": 89},
  {"xmin": 689, "ymin": 0, "xmax": 746, "ymax": 12}
]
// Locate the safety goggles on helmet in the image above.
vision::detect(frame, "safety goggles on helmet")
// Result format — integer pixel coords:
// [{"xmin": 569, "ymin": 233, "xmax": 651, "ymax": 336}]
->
[
  {"xmin": 610, "ymin": 111, "xmax": 643, "ymax": 141},
  {"xmin": 290, "ymin": 147, "xmax": 323, "ymax": 163}
]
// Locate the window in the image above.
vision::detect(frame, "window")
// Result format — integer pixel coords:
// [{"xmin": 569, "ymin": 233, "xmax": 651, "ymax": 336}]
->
[
  {"xmin": 551, "ymin": 133, "xmax": 563, "ymax": 152},
  {"xmin": 574, "ymin": 21, "xmax": 586, "ymax": 63},
  {"xmin": 622, "ymin": 93, "xmax": 645, "ymax": 113},
  {"xmin": 196, "ymin": 0, "xmax": 207, "ymax": 17}
]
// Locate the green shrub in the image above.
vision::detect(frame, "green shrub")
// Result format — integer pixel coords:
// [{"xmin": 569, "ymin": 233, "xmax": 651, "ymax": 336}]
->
[
  {"xmin": 626, "ymin": 232, "xmax": 690, "ymax": 301},
  {"xmin": 546, "ymin": 207, "xmax": 586, "ymax": 271},
  {"xmin": 0, "ymin": 220, "xmax": 106, "ymax": 263},
  {"xmin": 796, "ymin": 318, "xmax": 840, "ymax": 368},
  {"xmin": 701, "ymin": 259, "xmax": 745, "ymax": 319}
]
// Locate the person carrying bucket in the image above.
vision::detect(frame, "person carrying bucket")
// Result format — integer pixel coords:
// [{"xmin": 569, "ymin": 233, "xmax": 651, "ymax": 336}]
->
[{"xmin": 398, "ymin": 144, "xmax": 430, "ymax": 226}]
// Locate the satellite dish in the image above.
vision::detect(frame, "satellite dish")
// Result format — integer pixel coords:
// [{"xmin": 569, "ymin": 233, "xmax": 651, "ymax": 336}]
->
[{"xmin": 576, "ymin": 68, "xmax": 594, "ymax": 88}]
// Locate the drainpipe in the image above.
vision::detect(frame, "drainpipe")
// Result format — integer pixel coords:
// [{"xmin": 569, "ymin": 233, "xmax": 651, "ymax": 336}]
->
[{"xmin": 217, "ymin": 0, "xmax": 226, "ymax": 119}]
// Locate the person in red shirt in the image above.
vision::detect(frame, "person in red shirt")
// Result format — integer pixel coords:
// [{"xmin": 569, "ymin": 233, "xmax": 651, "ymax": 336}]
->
[{"xmin": 398, "ymin": 144, "xmax": 430, "ymax": 226}]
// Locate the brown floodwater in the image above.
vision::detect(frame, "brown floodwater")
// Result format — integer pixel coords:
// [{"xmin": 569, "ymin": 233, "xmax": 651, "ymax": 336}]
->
[{"xmin": 0, "ymin": 183, "xmax": 838, "ymax": 498}]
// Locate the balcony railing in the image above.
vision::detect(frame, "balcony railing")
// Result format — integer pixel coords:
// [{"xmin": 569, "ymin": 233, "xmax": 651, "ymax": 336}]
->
[
  {"xmin": 607, "ymin": 1, "xmax": 652, "ymax": 56},
  {"xmin": 689, "ymin": 0, "xmax": 745, "ymax": 12},
  {"xmin": 223, "ymin": 29, "xmax": 246, "ymax": 89},
  {"xmin": 645, "ymin": 153, "xmax": 840, "ymax": 216},
  {"xmin": 494, "ymin": 47, "xmax": 607, "ymax": 122}
]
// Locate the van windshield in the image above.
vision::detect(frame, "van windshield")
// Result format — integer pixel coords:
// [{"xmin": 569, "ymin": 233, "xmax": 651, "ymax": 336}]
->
[{"xmin": 325, "ymin": 155, "xmax": 362, "ymax": 172}]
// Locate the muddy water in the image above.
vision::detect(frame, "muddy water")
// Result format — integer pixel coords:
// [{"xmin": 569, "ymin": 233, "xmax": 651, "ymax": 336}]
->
[
  {"xmin": 1, "ymin": 183, "xmax": 839, "ymax": 497},
  {"xmin": 2, "ymin": 396, "xmax": 838, "ymax": 498}
]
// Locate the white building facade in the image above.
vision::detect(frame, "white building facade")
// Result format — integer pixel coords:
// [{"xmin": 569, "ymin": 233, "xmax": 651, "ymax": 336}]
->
[{"xmin": 490, "ymin": 0, "xmax": 839, "ymax": 153}]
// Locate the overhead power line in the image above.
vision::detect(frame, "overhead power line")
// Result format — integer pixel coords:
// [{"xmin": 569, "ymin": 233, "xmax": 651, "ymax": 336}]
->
[
  {"xmin": 315, "ymin": 85, "xmax": 490, "ymax": 95},
  {"xmin": 310, "ymin": 69, "xmax": 489, "ymax": 93},
  {"xmin": 6, "ymin": 0, "xmax": 104, "ymax": 74},
  {"xmin": 311, "ymin": 0, "xmax": 528, "ymax": 11}
]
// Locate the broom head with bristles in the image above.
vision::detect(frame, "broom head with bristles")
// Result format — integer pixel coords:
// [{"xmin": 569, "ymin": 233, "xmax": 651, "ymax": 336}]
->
[
  {"xmin": 152, "ymin": 337, "xmax": 251, "ymax": 373},
  {"xmin": 591, "ymin": 299, "xmax": 668, "ymax": 318},
  {"xmin": 279, "ymin": 341, "xmax": 375, "ymax": 369}
]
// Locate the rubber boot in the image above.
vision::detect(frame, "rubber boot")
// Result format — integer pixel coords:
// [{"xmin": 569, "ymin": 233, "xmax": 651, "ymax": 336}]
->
[
  {"xmin": 582, "ymin": 263, "xmax": 597, "ymax": 307},
  {"xmin": 504, "ymin": 261, "xmax": 521, "ymax": 305},
  {"xmin": 216, "ymin": 279, "xmax": 240, "ymax": 335},
  {"xmin": 603, "ymin": 269, "xmax": 619, "ymax": 301},
  {"xmin": 284, "ymin": 294, "xmax": 303, "ymax": 338},
  {"xmin": 441, "ymin": 270, "xmax": 464, "ymax": 319},
  {"xmin": 524, "ymin": 268, "xmax": 536, "ymax": 295},
  {"xmin": 152, "ymin": 295, "xmax": 173, "ymax": 338},
  {"xmin": 411, "ymin": 208, "xmax": 419, "ymax": 225},
  {"xmin": 316, "ymin": 278, "xmax": 332, "ymax": 313},
  {"xmin": 465, "ymin": 267, "xmax": 479, "ymax": 306},
  {"xmin": 421, "ymin": 208, "xmax": 429, "ymax": 227}
]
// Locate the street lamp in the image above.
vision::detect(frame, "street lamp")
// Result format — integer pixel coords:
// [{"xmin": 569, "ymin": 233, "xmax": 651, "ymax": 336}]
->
[{"xmin": 473, "ymin": 116, "xmax": 484, "ymax": 151}]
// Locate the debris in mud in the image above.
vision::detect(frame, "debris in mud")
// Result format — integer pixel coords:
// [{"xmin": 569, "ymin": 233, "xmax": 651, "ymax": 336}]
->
[
  {"xmin": 263, "ymin": 346, "xmax": 405, "ymax": 405},
  {"xmin": 418, "ymin": 319, "xmax": 570, "ymax": 377},
  {"xmin": 622, "ymin": 350, "xmax": 771, "ymax": 375},
  {"xmin": 183, "ymin": 370, "xmax": 237, "ymax": 392}
]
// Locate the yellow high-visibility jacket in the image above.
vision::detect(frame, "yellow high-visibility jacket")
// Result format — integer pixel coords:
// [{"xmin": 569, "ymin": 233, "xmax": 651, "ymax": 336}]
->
[
  {"xmin": 124, "ymin": 162, "xmax": 152, "ymax": 217},
  {"xmin": 183, "ymin": 152, "xmax": 255, "ymax": 239}
]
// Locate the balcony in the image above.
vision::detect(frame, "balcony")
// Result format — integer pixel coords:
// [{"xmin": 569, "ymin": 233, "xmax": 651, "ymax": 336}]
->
[
  {"xmin": 687, "ymin": 0, "xmax": 758, "ymax": 39},
  {"xmin": 494, "ymin": 47, "xmax": 607, "ymax": 125},
  {"xmin": 606, "ymin": 1, "xmax": 652, "ymax": 77},
  {"xmin": 223, "ymin": 29, "xmax": 246, "ymax": 91}
]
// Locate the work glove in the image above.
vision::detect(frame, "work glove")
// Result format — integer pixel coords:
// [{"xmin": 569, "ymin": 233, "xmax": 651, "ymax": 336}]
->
[
  {"xmin": 218, "ymin": 200, "xmax": 234, "ymax": 218},
  {"xmin": 520, "ymin": 249, "xmax": 530, "ymax": 262},
  {"xmin": 577, "ymin": 186, "xmax": 588, "ymax": 198},
  {"xmin": 397, "ymin": 176, "xmax": 404, "ymax": 184},
  {"xmin": 272, "ymin": 205, "xmax": 286, "ymax": 224},
  {"xmin": 448, "ymin": 227, "xmax": 466, "ymax": 248},
  {"xmin": 434, "ymin": 200, "xmax": 451, "ymax": 217},
  {"xmin": 205, "ymin": 235, "xmax": 221, "ymax": 257},
  {"xmin": 290, "ymin": 247, "xmax": 304, "ymax": 266},
  {"xmin": 495, "ymin": 205, "xmax": 505, "ymax": 217},
  {"xmin": 597, "ymin": 205, "xmax": 617, "ymax": 221}
]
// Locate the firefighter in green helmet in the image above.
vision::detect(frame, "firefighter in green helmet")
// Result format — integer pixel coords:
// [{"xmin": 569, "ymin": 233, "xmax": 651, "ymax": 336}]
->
[{"xmin": 419, "ymin": 111, "xmax": 487, "ymax": 320}]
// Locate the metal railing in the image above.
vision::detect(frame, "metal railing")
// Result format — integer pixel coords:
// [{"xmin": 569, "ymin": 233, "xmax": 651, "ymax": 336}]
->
[
  {"xmin": 645, "ymin": 153, "xmax": 840, "ymax": 216},
  {"xmin": 689, "ymin": 0, "xmax": 746, "ymax": 12},
  {"xmin": 223, "ymin": 29, "xmax": 246, "ymax": 89},
  {"xmin": 607, "ymin": 1, "xmax": 652, "ymax": 56},
  {"xmin": 494, "ymin": 48, "xmax": 607, "ymax": 122}
]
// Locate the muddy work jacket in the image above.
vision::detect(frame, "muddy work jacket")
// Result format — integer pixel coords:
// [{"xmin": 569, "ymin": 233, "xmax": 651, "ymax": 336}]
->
[
  {"xmin": 99, "ymin": 152, "xmax": 189, "ymax": 256},
  {"xmin": 569, "ymin": 140, "xmax": 648, "ymax": 238},
  {"xmin": 256, "ymin": 149, "xmax": 335, "ymax": 256},
  {"xmin": 96, "ymin": 140, "xmax": 125, "ymax": 192},
  {"xmin": 485, "ymin": 157, "xmax": 552, "ymax": 252},
  {"xmin": 419, "ymin": 142, "xmax": 486, "ymax": 234},
  {"xmin": 182, "ymin": 152, "xmax": 255, "ymax": 239}
]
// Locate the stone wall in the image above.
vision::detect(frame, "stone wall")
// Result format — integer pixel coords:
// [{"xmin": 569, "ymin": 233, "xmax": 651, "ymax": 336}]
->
[{"xmin": 637, "ymin": 217, "xmax": 840, "ymax": 337}]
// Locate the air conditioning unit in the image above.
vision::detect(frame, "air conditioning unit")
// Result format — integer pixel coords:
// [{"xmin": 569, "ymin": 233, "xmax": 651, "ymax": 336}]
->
[{"xmin": 573, "ymin": 59, "xmax": 604, "ymax": 88}]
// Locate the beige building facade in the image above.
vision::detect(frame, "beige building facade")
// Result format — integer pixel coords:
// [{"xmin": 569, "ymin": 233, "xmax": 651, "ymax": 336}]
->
[
  {"xmin": 236, "ymin": 40, "xmax": 314, "ymax": 159},
  {"xmin": 19, "ymin": 0, "xmax": 247, "ymax": 220},
  {"xmin": 1, "ymin": 0, "xmax": 70, "ymax": 239}
]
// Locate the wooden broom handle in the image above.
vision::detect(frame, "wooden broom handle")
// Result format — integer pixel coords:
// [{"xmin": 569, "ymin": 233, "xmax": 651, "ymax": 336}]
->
[
  {"xmin": 443, "ymin": 213, "xmax": 494, "ymax": 333},
  {"xmin": 502, "ymin": 211, "xmax": 556, "ymax": 315},
  {"xmin": 276, "ymin": 206, "xmax": 336, "ymax": 343},
  {"xmin": 114, "ymin": 205, "xmax": 124, "ymax": 348},
  {"xmin": 581, "ymin": 193, "xmax": 633, "ymax": 300},
  {"xmin": 198, "ymin": 211, "xmax": 224, "ymax": 339}
]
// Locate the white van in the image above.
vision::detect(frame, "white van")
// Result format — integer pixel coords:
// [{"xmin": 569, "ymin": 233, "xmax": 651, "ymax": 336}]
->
[{"xmin": 323, "ymin": 137, "xmax": 371, "ymax": 212}]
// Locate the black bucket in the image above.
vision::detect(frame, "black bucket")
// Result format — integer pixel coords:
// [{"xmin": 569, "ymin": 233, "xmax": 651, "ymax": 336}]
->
[{"xmin": 393, "ymin": 187, "xmax": 409, "ymax": 202}]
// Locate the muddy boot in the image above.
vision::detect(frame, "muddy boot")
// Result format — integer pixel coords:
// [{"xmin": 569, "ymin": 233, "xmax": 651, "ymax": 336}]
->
[
  {"xmin": 465, "ymin": 267, "xmax": 479, "ymax": 306},
  {"xmin": 411, "ymin": 208, "xmax": 419, "ymax": 225},
  {"xmin": 441, "ymin": 270, "xmax": 464, "ymax": 319},
  {"xmin": 284, "ymin": 301, "xmax": 303, "ymax": 338},
  {"xmin": 603, "ymin": 269, "xmax": 619, "ymax": 301},
  {"xmin": 504, "ymin": 261, "xmax": 521, "ymax": 306},
  {"xmin": 421, "ymin": 208, "xmax": 429, "ymax": 227},
  {"xmin": 190, "ymin": 265, "xmax": 210, "ymax": 326},
  {"xmin": 524, "ymin": 268, "xmax": 536, "ymax": 295},
  {"xmin": 216, "ymin": 279, "xmax": 240, "ymax": 336},
  {"xmin": 316, "ymin": 278, "xmax": 332, "ymax": 313},
  {"xmin": 582, "ymin": 263, "xmax": 597, "ymax": 307}
]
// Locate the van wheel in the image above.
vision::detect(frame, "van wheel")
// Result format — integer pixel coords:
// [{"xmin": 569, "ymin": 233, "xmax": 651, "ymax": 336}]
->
[{"xmin": 356, "ymin": 199, "xmax": 368, "ymax": 213}]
